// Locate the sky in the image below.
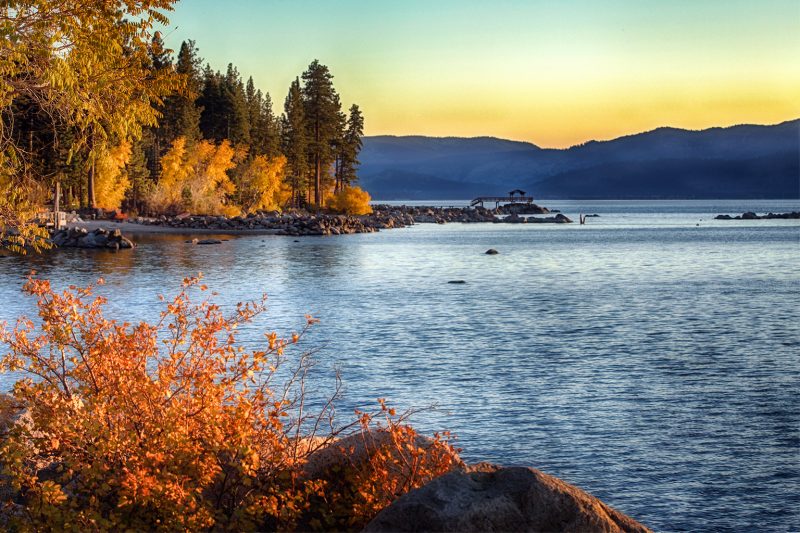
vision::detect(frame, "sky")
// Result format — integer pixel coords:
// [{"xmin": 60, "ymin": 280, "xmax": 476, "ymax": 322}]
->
[{"xmin": 162, "ymin": 0, "xmax": 800, "ymax": 148}]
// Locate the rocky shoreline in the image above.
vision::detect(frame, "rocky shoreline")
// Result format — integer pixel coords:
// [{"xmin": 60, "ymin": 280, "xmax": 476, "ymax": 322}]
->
[
  {"xmin": 714, "ymin": 211, "xmax": 800, "ymax": 220},
  {"xmin": 120, "ymin": 203, "xmax": 571, "ymax": 237},
  {"xmin": 49, "ymin": 227, "xmax": 135, "ymax": 250}
]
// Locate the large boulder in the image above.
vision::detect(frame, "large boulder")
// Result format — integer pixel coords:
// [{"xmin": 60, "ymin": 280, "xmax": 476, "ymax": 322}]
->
[
  {"xmin": 365, "ymin": 463, "xmax": 651, "ymax": 533},
  {"xmin": 302, "ymin": 428, "xmax": 463, "ymax": 480}
]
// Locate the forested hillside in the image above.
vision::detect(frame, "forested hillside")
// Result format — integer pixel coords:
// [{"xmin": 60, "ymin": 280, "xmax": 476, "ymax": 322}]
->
[{"xmin": 359, "ymin": 120, "xmax": 800, "ymax": 199}]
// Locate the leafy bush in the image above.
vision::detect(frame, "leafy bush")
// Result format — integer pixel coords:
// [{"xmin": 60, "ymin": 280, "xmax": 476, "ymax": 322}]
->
[
  {"xmin": 328, "ymin": 186, "xmax": 373, "ymax": 216},
  {"xmin": 0, "ymin": 276, "xmax": 457, "ymax": 531}
]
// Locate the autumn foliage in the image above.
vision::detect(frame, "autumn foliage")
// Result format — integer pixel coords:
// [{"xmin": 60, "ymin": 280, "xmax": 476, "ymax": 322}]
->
[
  {"xmin": 235, "ymin": 154, "xmax": 290, "ymax": 213},
  {"xmin": 94, "ymin": 142, "xmax": 133, "ymax": 211},
  {"xmin": 148, "ymin": 137, "xmax": 239, "ymax": 216},
  {"xmin": 328, "ymin": 186, "xmax": 373, "ymax": 216},
  {"xmin": 0, "ymin": 276, "xmax": 458, "ymax": 531}
]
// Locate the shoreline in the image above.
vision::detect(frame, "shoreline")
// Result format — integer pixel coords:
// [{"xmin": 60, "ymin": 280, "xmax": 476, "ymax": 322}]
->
[{"xmin": 68, "ymin": 220, "xmax": 284, "ymax": 236}]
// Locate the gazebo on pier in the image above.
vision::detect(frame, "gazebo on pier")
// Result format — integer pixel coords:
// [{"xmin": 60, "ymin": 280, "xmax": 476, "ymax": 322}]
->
[{"xmin": 471, "ymin": 189, "xmax": 534, "ymax": 208}]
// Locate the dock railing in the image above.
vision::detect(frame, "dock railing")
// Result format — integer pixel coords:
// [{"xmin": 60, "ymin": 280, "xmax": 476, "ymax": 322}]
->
[{"xmin": 471, "ymin": 196, "xmax": 535, "ymax": 208}]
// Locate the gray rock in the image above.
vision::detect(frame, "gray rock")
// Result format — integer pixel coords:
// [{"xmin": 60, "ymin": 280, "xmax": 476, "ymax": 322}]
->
[
  {"xmin": 485, "ymin": 249, "xmax": 499, "ymax": 255},
  {"xmin": 197, "ymin": 239, "xmax": 222, "ymax": 245},
  {"xmin": 303, "ymin": 429, "xmax": 463, "ymax": 482},
  {"xmin": 365, "ymin": 463, "xmax": 651, "ymax": 533},
  {"xmin": 79, "ymin": 233, "xmax": 98, "ymax": 248}
]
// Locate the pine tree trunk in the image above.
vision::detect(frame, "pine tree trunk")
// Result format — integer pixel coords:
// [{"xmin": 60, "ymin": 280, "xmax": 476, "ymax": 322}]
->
[
  {"xmin": 315, "ymin": 155, "xmax": 321, "ymax": 207},
  {"xmin": 87, "ymin": 156, "xmax": 96, "ymax": 209}
]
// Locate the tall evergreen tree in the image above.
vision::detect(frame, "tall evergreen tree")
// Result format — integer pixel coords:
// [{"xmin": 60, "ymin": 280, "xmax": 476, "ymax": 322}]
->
[
  {"xmin": 172, "ymin": 40, "xmax": 203, "ymax": 143},
  {"xmin": 301, "ymin": 60, "xmax": 341, "ymax": 206},
  {"xmin": 149, "ymin": 32, "xmax": 172, "ymax": 71},
  {"xmin": 199, "ymin": 66, "xmax": 226, "ymax": 141},
  {"xmin": 260, "ymin": 92, "xmax": 281, "ymax": 158},
  {"xmin": 124, "ymin": 139, "xmax": 151, "ymax": 213},
  {"xmin": 223, "ymin": 64, "xmax": 250, "ymax": 145},
  {"xmin": 337, "ymin": 104, "xmax": 364, "ymax": 189},
  {"xmin": 250, "ymin": 89, "xmax": 280, "ymax": 158},
  {"xmin": 146, "ymin": 33, "xmax": 174, "ymax": 180},
  {"xmin": 281, "ymin": 78, "xmax": 309, "ymax": 206}
]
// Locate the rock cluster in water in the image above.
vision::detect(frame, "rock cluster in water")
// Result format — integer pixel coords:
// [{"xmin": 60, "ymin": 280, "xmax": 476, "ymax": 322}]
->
[
  {"xmin": 133, "ymin": 210, "xmax": 408, "ymax": 235},
  {"xmin": 714, "ymin": 211, "xmax": 800, "ymax": 220},
  {"xmin": 128, "ymin": 204, "xmax": 572, "ymax": 236},
  {"xmin": 50, "ymin": 227, "xmax": 135, "ymax": 250},
  {"xmin": 494, "ymin": 202, "xmax": 551, "ymax": 215},
  {"xmin": 501, "ymin": 212, "xmax": 573, "ymax": 224}
]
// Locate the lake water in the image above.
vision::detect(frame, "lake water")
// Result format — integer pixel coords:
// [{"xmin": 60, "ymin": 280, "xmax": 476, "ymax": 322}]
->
[{"xmin": 1, "ymin": 199, "xmax": 798, "ymax": 531}]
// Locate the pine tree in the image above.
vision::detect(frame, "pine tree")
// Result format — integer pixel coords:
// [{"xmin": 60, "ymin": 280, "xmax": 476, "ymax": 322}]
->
[
  {"xmin": 149, "ymin": 32, "xmax": 172, "ymax": 71},
  {"xmin": 146, "ymin": 33, "xmax": 175, "ymax": 181},
  {"xmin": 301, "ymin": 60, "xmax": 341, "ymax": 207},
  {"xmin": 223, "ymin": 64, "xmax": 250, "ymax": 145},
  {"xmin": 339, "ymin": 104, "xmax": 364, "ymax": 188},
  {"xmin": 249, "ymin": 89, "xmax": 280, "ymax": 158},
  {"xmin": 281, "ymin": 78, "xmax": 309, "ymax": 207},
  {"xmin": 199, "ymin": 66, "xmax": 226, "ymax": 141},
  {"xmin": 173, "ymin": 40, "xmax": 203, "ymax": 143},
  {"xmin": 124, "ymin": 139, "xmax": 151, "ymax": 214},
  {"xmin": 260, "ymin": 92, "xmax": 281, "ymax": 158}
]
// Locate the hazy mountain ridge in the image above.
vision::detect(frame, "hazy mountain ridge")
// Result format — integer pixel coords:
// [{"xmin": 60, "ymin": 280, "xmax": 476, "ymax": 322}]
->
[{"xmin": 359, "ymin": 120, "xmax": 800, "ymax": 199}]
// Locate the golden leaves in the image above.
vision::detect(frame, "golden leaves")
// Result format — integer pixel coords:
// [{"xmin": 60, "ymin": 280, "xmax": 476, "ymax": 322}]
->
[
  {"xmin": 148, "ymin": 137, "xmax": 239, "ymax": 215},
  {"xmin": 328, "ymin": 186, "xmax": 373, "ymax": 216}
]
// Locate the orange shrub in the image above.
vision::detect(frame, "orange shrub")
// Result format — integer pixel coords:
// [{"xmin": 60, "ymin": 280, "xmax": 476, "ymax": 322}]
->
[
  {"xmin": 0, "ymin": 275, "xmax": 457, "ymax": 531},
  {"xmin": 328, "ymin": 186, "xmax": 373, "ymax": 216}
]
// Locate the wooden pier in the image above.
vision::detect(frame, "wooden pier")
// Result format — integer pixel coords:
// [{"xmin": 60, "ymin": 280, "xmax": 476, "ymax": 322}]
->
[{"xmin": 471, "ymin": 189, "xmax": 534, "ymax": 208}]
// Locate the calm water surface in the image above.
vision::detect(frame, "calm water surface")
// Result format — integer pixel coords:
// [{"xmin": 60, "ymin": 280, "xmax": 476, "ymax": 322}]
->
[{"xmin": 1, "ymin": 200, "xmax": 798, "ymax": 531}]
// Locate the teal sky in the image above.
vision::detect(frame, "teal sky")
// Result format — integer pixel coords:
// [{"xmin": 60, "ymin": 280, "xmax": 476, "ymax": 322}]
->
[{"xmin": 163, "ymin": 0, "xmax": 800, "ymax": 147}]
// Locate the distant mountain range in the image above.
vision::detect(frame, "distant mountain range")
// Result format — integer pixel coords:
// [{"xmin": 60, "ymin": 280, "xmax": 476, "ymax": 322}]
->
[{"xmin": 358, "ymin": 120, "xmax": 800, "ymax": 199}]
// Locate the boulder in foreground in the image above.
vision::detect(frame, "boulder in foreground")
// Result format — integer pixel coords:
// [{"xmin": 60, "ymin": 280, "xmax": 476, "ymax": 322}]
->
[{"xmin": 365, "ymin": 462, "xmax": 651, "ymax": 533}]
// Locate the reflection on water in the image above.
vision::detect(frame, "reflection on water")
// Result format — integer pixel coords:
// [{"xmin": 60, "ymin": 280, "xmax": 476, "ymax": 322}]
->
[{"xmin": 1, "ymin": 200, "xmax": 799, "ymax": 532}]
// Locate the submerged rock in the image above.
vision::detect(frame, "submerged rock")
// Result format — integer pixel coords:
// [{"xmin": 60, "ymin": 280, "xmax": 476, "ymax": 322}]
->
[
  {"xmin": 485, "ymin": 249, "xmax": 499, "ymax": 255},
  {"xmin": 365, "ymin": 463, "xmax": 651, "ymax": 533},
  {"xmin": 715, "ymin": 211, "xmax": 800, "ymax": 220},
  {"xmin": 448, "ymin": 280, "xmax": 467, "ymax": 284}
]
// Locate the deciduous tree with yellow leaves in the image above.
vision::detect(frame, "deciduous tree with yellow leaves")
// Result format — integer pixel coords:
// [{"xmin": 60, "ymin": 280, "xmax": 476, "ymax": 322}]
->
[
  {"xmin": 236, "ymin": 155, "xmax": 288, "ymax": 213},
  {"xmin": 148, "ymin": 137, "xmax": 238, "ymax": 216},
  {"xmin": 93, "ymin": 142, "xmax": 132, "ymax": 211},
  {"xmin": 0, "ymin": 0, "xmax": 180, "ymax": 249}
]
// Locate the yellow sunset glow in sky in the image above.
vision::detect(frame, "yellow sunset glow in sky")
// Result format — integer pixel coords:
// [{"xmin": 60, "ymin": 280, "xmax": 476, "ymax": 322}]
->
[{"xmin": 167, "ymin": 0, "xmax": 800, "ymax": 148}]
